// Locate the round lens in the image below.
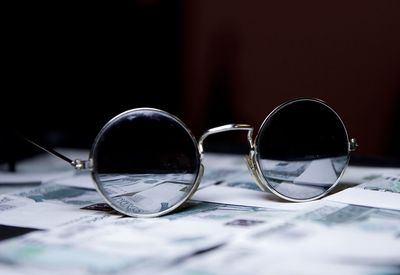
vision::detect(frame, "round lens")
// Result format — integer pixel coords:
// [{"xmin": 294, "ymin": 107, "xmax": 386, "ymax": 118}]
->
[
  {"xmin": 90, "ymin": 109, "xmax": 201, "ymax": 217},
  {"xmin": 255, "ymin": 99, "xmax": 349, "ymax": 201}
]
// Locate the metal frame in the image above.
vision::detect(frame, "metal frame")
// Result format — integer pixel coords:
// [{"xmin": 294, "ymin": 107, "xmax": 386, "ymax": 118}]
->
[
  {"xmin": 196, "ymin": 98, "xmax": 357, "ymax": 202},
  {"xmin": 25, "ymin": 98, "xmax": 357, "ymax": 217},
  {"xmin": 251, "ymin": 98, "xmax": 357, "ymax": 202},
  {"xmin": 89, "ymin": 108, "xmax": 203, "ymax": 218}
]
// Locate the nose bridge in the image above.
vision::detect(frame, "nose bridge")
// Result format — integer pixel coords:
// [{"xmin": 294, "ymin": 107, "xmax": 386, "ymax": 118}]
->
[{"xmin": 198, "ymin": 124, "xmax": 254, "ymax": 155}]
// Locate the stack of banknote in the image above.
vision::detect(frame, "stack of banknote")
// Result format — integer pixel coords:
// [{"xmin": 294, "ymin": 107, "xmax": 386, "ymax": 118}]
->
[{"xmin": 0, "ymin": 152, "xmax": 399, "ymax": 275}]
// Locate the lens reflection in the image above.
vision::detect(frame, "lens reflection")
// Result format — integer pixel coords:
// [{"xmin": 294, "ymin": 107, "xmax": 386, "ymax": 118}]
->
[
  {"xmin": 90, "ymin": 109, "xmax": 200, "ymax": 216},
  {"xmin": 256, "ymin": 99, "xmax": 349, "ymax": 200}
]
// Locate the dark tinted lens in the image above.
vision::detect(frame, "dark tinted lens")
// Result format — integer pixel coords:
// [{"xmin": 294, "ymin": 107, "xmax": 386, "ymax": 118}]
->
[
  {"xmin": 90, "ymin": 109, "xmax": 200, "ymax": 217},
  {"xmin": 256, "ymin": 99, "xmax": 349, "ymax": 200}
]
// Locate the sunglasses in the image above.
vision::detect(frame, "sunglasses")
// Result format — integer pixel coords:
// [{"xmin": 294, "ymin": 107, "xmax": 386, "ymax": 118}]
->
[{"xmin": 26, "ymin": 98, "xmax": 357, "ymax": 217}]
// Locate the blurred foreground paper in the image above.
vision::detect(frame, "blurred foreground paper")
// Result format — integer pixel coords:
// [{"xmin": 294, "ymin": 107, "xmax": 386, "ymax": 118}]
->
[
  {"xmin": 0, "ymin": 171, "xmax": 74, "ymax": 185},
  {"xmin": 325, "ymin": 174, "xmax": 400, "ymax": 211},
  {"xmin": 326, "ymin": 187, "xmax": 400, "ymax": 211},
  {"xmin": 0, "ymin": 184, "xmax": 118, "ymax": 229}
]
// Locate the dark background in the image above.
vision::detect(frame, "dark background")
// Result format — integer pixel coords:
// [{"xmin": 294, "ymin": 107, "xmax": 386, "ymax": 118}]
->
[{"xmin": 1, "ymin": 0, "xmax": 400, "ymax": 167}]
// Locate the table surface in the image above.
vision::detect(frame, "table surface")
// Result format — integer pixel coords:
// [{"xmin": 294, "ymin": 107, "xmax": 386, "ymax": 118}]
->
[{"xmin": 0, "ymin": 150, "xmax": 399, "ymax": 275}]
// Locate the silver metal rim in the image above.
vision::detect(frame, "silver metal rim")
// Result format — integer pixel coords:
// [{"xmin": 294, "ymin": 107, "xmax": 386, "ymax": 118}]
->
[
  {"xmin": 252, "ymin": 98, "xmax": 351, "ymax": 202},
  {"xmin": 89, "ymin": 108, "xmax": 203, "ymax": 218}
]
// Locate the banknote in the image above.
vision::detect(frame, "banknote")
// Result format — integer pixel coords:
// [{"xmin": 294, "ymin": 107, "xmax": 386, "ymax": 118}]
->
[
  {"xmin": 325, "ymin": 174, "xmax": 400, "ymax": 211},
  {"xmin": 16, "ymin": 184, "xmax": 102, "ymax": 206},
  {"xmin": 200, "ymin": 153, "xmax": 261, "ymax": 191},
  {"xmin": 357, "ymin": 174, "xmax": 400, "ymax": 193},
  {"xmin": 216, "ymin": 180, "xmax": 261, "ymax": 191},
  {"xmin": 98, "ymin": 173, "xmax": 196, "ymax": 196},
  {"xmin": 245, "ymin": 205, "xmax": 400, "ymax": 268},
  {"xmin": 0, "ymin": 216, "xmax": 231, "ymax": 274},
  {"xmin": 0, "ymin": 151, "xmax": 399, "ymax": 275},
  {"xmin": 252, "ymin": 201, "xmax": 400, "ymax": 240},
  {"xmin": 260, "ymin": 156, "xmax": 348, "ymax": 185},
  {"xmin": 231, "ymin": 202, "xmax": 400, "ymax": 275},
  {"xmin": 202, "ymin": 169, "xmax": 260, "ymax": 191},
  {"xmin": 161, "ymin": 240, "xmax": 400, "ymax": 275},
  {"xmin": 0, "ymin": 203, "xmax": 398, "ymax": 275},
  {"xmin": 259, "ymin": 159, "xmax": 310, "ymax": 181},
  {"xmin": 0, "ymin": 199, "xmax": 299, "ymax": 275},
  {"xmin": 165, "ymin": 200, "xmax": 294, "ymax": 229},
  {"xmin": 0, "ymin": 184, "xmax": 120, "ymax": 229}
]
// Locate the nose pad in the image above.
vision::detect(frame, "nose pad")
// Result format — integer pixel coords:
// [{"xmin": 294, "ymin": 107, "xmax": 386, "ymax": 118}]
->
[{"xmin": 244, "ymin": 154, "xmax": 268, "ymax": 192}]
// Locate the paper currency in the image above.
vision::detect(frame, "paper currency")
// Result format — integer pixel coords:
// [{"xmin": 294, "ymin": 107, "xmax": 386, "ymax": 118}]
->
[
  {"xmin": 201, "ymin": 153, "xmax": 260, "ymax": 191},
  {"xmin": 325, "ymin": 174, "xmax": 400, "ymax": 211},
  {"xmin": 250, "ymin": 200, "xmax": 400, "ymax": 239},
  {"xmin": 340, "ymin": 166, "xmax": 400, "ymax": 185},
  {"xmin": 0, "ymin": 151, "xmax": 399, "ymax": 275},
  {"xmin": 357, "ymin": 174, "xmax": 400, "ymax": 193},
  {"xmin": 192, "ymin": 185, "xmax": 319, "ymax": 211},
  {"xmin": 0, "ymin": 171, "xmax": 74, "ymax": 186},
  {"xmin": 0, "ymin": 201, "xmax": 296, "ymax": 274},
  {"xmin": 161, "ymin": 243, "xmax": 400, "ymax": 275},
  {"xmin": 0, "ymin": 184, "xmax": 119, "ymax": 229},
  {"xmin": 234, "ymin": 200, "xmax": 400, "ymax": 275}
]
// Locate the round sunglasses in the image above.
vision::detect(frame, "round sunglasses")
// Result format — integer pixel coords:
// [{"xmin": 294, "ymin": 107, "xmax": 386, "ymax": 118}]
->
[{"xmin": 27, "ymin": 98, "xmax": 357, "ymax": 217}]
